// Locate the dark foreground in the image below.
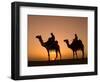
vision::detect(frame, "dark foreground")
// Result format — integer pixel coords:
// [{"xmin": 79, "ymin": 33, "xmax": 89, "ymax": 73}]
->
[{"xmin": 28, "ymin": 58, "xmax": 87, "ymax": 67}]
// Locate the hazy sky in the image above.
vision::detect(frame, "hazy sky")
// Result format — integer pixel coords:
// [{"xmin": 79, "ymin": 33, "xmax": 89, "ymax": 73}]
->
[{"xmin": 28, "ymin": 15, "xmax": 88, "ymax": 61}]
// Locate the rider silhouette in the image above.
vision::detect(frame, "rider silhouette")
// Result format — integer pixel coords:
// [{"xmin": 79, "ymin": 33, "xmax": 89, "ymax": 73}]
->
[
  {"xmin": 50, "ymin": 33, "xmax": 55, "ymax": 42},
  {"xmin": 48, "ymin": 33, "xmax": 56, "ymax": 46},
  {"xmin": 73, "ymin": 34, "xmax": 78, "ymax": 43}
]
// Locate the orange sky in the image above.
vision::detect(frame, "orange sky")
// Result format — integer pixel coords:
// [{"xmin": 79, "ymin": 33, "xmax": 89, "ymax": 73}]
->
[{"xmin": 28, "ymin": 15, "xmax": 88, "ymax": 61}]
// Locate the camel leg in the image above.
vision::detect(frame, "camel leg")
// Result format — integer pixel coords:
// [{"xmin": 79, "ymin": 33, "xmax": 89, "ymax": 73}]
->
[
  {"xmin": 73, "ymin": 51, "xmax": 74, "ymax": 59},
  {"xmin": 75, "ymin": 51, "xmax": 78, "ymax": 59},
  {"xmin": 47, "ymin": 50, "xmax": 50, "ymax": 62},
  {"xmin": 82, "ymin": 49, "xmax": 84, "ymax": 59},
  {"xmin": 58, "ymin": 50, "xmax": 61, "ymax": 60},
  {"xmin": 55, "ymin": 50, "xmax": 58, "ymax": 60}
]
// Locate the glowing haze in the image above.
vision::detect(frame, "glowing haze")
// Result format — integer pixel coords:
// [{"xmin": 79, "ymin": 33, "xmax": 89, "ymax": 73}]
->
[{"xmin": 28, "ymin": 15, "xmax": 88, "ymax": 61}]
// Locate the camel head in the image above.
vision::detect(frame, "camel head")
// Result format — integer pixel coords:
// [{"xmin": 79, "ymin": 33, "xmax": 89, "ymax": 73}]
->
[
  {"xmin": 64, "ymin": 39, "xmax": 70, "ymax": 48},
  {"xmin": 36, "ymin": 35, "xmax": 41, "ymax": 39},
  {"xmin": 36, "ymin": 35, "xmax": 44, "ymax": 46},
  {"xmin": 64, "ymin": 39, "xmax": 69, "ymax": 43}
]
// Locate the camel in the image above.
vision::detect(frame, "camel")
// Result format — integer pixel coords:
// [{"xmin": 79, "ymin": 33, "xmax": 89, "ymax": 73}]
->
[
  {"xmin": 64, "ymin": 39, "xmax": 84, "ymax": 59},
  {"xmin": 36, "ymin": 35, "xmax": 61, "ymax": 61}
]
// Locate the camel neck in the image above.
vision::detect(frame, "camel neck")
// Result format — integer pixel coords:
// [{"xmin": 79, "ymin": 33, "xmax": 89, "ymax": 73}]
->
[
  {"xmin": 38, "ymin": 37, "xmax": 44, "ymax": 46},
  {"xmin": 66, "ymin": 41, "xmax": 71, "ymax": 48}
]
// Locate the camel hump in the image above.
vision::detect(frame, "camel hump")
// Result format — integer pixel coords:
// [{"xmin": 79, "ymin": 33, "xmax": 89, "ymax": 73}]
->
[
  {"xmin": 77, "ymin": 39, "xmax": 84, "ymax": 47},
  {"xmin": 55, "ymin": 40, "xmax": 58, "ymax": 44},
  {"xmin": 72, "ymin": 39, "xmax": 83, "ymax": 46},
  {"xmin": 78, "ymin": 39, "xmax": 82, "ymax": 44}
]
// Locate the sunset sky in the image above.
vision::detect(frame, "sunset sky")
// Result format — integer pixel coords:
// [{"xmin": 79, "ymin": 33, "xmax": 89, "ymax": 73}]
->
[{"xmin": 28, "ymin": 15, "xmax": 88, "ymax": 61}]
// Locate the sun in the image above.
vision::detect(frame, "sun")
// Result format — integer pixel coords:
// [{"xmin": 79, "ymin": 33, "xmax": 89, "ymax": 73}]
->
[
  {"xmin": 51, "ymin": 58, "xmax": 55, "ymax": 61},
  {"xmin": 50, "ymin": 51, "xmax": 56, "ymax": 60},
  {"xmin": 50, "ymin": 51, "xmax": 55, "ymax": 54}
]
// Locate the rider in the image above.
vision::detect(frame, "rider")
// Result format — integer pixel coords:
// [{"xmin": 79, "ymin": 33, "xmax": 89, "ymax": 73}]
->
[
  {"xmin": 48, "ymin": 33, "xmax": 56, "ymax": 46},
  {"xmin": 73, "ymin": 34, "xmax": 78, "ymax": 42},
  {"xmin": 50, "ymin": 33, "xmax": 55, "ymax": 42}
]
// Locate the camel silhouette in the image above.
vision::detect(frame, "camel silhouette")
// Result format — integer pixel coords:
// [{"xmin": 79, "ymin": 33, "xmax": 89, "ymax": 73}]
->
[
  {"xmin": 36, "ymin": 35, "xmax": 61, "ymax": 61},
  {"xmin": 64, "ymin": 39, "xmax": 84, "ymax": 59}
]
